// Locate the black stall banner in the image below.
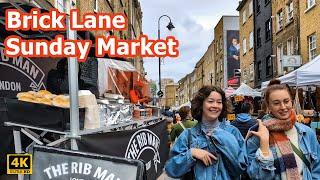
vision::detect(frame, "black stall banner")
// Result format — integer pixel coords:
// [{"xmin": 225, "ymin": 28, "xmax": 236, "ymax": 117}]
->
[
  {"xmin": 29, "ymin": 146, "xmax": 145, "ymax": 180},
  {"xmin": 0, "ymin": 42, "xmax": 57, "ymax": 98},
  {"xmin": 77, "ymin": 120, "xmax": 169, "ymax": 180}
]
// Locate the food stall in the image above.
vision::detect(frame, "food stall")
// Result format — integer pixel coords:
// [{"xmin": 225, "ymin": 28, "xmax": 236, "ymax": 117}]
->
[{"xmin": 0, "ymin": 2, "xmax": 167, "ymax": 180}]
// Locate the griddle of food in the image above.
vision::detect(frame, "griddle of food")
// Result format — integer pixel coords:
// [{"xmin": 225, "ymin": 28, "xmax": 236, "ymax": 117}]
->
[{"xmin": 16, "ymin": 90, "xmax": 70, "ymax": 108}]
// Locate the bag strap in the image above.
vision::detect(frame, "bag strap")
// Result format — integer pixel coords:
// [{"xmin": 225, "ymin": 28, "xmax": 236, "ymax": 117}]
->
[
  {"xmin": 179, "ymin": 121, "xmax": 186, "ymax": 130},
  {"xmin": 187, "ymin": 128, "xmax": 191, "ymax": 148},
  {"xmin": 290, "ymin": 141, "xmax": 311, "ymax": 172}
]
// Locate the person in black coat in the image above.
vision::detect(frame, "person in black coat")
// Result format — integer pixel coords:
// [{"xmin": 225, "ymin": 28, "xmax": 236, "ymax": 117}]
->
[{"xmin": 231, "ymin": 102, "xmax": 256, "ymax": 138}]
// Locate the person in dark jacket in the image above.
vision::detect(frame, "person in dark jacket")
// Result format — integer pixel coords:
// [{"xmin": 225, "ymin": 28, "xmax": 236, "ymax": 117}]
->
[{"xmin": 231, "ymin": 102, "xmax": 256, "ymax": 138}]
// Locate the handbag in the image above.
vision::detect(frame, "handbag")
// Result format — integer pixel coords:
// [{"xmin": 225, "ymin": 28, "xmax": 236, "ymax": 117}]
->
[{"xmin": 181, "ymin": 128, "xmax": 194, "ymax": 180}]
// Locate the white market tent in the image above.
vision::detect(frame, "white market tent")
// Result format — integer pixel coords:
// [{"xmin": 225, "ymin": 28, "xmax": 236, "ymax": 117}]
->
[
  {"xmin": 262, "ymin": 55, "xmax": 320, "ymax": 89},
  {"xmin": 231, "ymin": 83, "xmax": 262, "ymax": 97}
]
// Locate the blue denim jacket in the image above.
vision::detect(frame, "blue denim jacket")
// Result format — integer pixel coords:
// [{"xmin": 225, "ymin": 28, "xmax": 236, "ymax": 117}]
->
[
  {"xmin": 165, "ymin": 120, "xmax": 248, "ymax": 179},
  {"xmin": 246, "ymin": 122, "xmax": 320, "ymax": 179}
]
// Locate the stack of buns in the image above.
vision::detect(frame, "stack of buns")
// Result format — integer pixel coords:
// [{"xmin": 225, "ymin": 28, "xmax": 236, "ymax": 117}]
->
[{"xmin": 16, "ymin": 90, "xmax": 70, "ymax": 108}]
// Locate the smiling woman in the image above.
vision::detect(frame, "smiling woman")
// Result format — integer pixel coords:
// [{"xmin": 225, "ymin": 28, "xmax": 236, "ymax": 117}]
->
[
  {"xmin": 246, "ymin": 79, "xmax": 320, "ymax": 179},
  {"xmin": 165, "ymin": 85, "xmax": 248, "ymax": 179}
]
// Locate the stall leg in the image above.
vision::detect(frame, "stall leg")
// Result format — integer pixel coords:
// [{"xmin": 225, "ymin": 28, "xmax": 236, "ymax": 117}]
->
[{"xmin": 13, "ymin": 130, "xmax": 24, "ymax": 180}]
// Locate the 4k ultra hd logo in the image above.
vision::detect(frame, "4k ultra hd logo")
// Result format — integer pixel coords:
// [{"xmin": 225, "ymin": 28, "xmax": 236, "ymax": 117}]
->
[{"xmin": 7, "ymin": 154, "xmax": 32, "ymax": 174}]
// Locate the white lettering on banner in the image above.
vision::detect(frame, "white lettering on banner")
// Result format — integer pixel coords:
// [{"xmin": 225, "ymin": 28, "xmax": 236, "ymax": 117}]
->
[
  {"xmin": 42, "ymin": 162, "xmax": 121, "ymax": 180},
  {"xmin": 0, "ymin": 81, "xmax": 21, "ymax": 91},
  {"xmin": 125, "ymin": 129, "xmax": 161, "ymax": 173},
  {"xmin": 0, "ymin": 42, "xmax": 45, "ymax": 91},
  {"xmin": 93, "ymin": 167, "xmax": 120, "ymax": 180}
]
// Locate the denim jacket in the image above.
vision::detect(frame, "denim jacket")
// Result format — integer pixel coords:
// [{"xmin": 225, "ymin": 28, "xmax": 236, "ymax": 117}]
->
[
  {"xmin": 246, "ymin": 122, "xmax": 320, "ymax": 179},
  {"xmin": 165, "ymin": 120, "xmax": 248, "ymax": 179}
]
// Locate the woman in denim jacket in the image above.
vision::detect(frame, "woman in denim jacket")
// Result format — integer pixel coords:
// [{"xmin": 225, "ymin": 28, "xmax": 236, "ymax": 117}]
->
[
  {"xmin": 246, "ymin": 79, "xmax": 320, "ymax": 179},
  {"xmin": 165, "ymin": 86, "xmax": 248, "ymax": 179}
]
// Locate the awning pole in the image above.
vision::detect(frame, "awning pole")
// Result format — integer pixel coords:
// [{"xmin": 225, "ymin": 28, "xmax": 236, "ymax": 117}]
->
[{"xmin": 67, "ymin": 1, "xmax": 80, "ymax": 150}]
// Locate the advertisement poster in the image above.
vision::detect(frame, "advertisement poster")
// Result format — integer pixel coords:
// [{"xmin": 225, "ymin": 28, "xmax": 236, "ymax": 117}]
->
[{"xmin": 226, "ymin": 30, "xmax": 240, "ymax": 87}]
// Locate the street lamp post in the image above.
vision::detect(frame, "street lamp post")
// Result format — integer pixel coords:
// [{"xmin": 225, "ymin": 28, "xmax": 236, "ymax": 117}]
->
[{"xmin": 157, "ymin": 15, "xmax": 175, "ymax": 100}]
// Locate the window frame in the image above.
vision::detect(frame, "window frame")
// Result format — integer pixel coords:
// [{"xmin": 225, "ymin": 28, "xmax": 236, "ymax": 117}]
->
[
  {"xmin": 242, "ymin": 9, "xmax": 247, "ymax": 24},
  {"xmin": 287, "ymin": 1, "xmax": 294, "ymax": 23},
  {"xmin": 277, "ymin": 44, "xmax": 284, "ymax": 74},
  {"xmin": 94, "ymin": 0, "xmax": 98, "ymax": 12},
  {"xmin": 308, "ymin": 33, "xmax": 317, "ymax": 60},
  {"xmin": 257, "ymin": 28, "xmax": 262, "ymax": 48},
  {"xmin": 257, "ymin": 61, "xmax": 262, "ymax": 80},
  {"xmin": 249, "ymin": 31, "xmax": 254, "ymax": 49},
  {"xmin": 277, "ymin": 9, "xmax": 284, "ymax": 31},
  {"xmin": 287, "ymin": 37, "xmax": 294, "ymax": 55},
  {"xmin": 249, "ymin": 1, "xmax": 253, "ymax": 16},
  {"xmin": 243, "ymin": 38, "xmax": 247, "ymax": 54},
  {"xmin": 266, "ymin": 56, "xmax": 273, "ymax": 77},
  {"xmin": 307, "ymin": 0, "xmax": 316, "ymax": 9},
  {"xmin": 249, "ymin": 63, "xmax": 254, "ymax": 81},
  {"xmin": 265, "ymin": 19, "xmax": 272, "ymax": 41}
]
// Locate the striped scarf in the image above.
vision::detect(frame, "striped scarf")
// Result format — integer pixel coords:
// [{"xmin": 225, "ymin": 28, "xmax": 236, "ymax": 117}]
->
[{"xmin": 262, "ymin": 110, "xmax": 301, "ymax": 180}]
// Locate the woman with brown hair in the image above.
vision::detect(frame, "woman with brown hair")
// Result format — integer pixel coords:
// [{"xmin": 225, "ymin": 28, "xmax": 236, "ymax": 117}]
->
[
  {"xmin": 165, "ymin": 86, "xmax": 248, "ymax": 179},
  {"xmin": 246, "ymin": 79, "xmax": 320, "ymax": 179},
  {"xmin": 170, "ymin": 106, "xmax": 197, "ymax": 142}
]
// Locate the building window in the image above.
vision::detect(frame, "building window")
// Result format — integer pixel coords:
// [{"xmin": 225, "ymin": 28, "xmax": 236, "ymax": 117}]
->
[
  {"xmin": 265, "ymin": 19, "xmax": 272, "ymax": 41},
  {"xmin": 265, "ymin": 0, "xmax": 270, "ymax": 5},
  {"xmin": 277, "ymin": 44, "xmax": 284, "ymax": 74},
  {"xmin": 216, "ymin": 61, "xmax": 219, "ymax": 74},
  {"xmin": 249, "ymin": 1, "xmax": 253, "ymax": 16},
  {"xmin": 56, "ymin": 0, "xmax": 70, "ymax": 13},
  {"xmin": 243, "ymin": 38, "xmax": 247, "ymax": 54},
  {"xmin": 249, "ymin": 31, "xmax": 254, "ymax": 49},
  {"xmin": 257, "ymin": 61, "xmax": 262, "ymax": 80},
  {"xmin": 287, "ymin": 1, "xmax": 294, "ymax": 22},
  {"xmin": 242, "ymin": 9, "xmax": 247, "ymax": 24},
  {"xmin": 219, "ymin": 36, "xmax": 223, "ymax": 51},
  {"xmin": 216, "ymin": 40, "xmax": 219, "ymax": 53},
  {"xmin": 277, "ymin": 9, "xmax": 284, "ymax": 31},
  {"xmin": 120, "ymin": 0, "xmax": 124, "ymax": 7},
  {"xmin": 93, "ymin": 0, "xmax": 98, "ymax": 12},
  {"xmin": 256, "ymin": 0, "xmax": 261, "ymax": 14},
  {"xmin": 308, "ymin": 33, "xmax": 317, "ymax": 60},
  {"xmin": 266, "ymin": 56, "xmax": 272, "ymax": 77},
  {"xmin": 287, "ymin": 38, "xmax": 294, "ymax": 55},
  {"xmin": 257, "ymin": 28, "xmax": 262, "ymax": 47},
  {"xmin": 250, "ymin": 63, "xmax": 254, "ymax": 81},
  {"xmin": 307, "ymin": 0, "xmax": 316, "ymax": 9}
]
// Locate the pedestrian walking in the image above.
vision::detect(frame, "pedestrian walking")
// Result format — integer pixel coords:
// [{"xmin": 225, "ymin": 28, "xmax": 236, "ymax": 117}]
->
[
  {"xmin": 165, "ymin": 86, "xmax": 248, "ymax": 179},
  {"xmin": 246, "ymin": 79, "xmax": 320, "ymax": 179},
  {"xmin": 170, "ymin": 106, "xmax": 197, "ymax": 142},
  {"xmin": 231, "ymin": 102, "xmax": 256, "ymax": 138}
]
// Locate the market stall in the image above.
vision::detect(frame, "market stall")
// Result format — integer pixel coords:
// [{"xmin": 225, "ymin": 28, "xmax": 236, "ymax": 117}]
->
[
  {"xmin": 225, "ymin": 83, "xmax": 262, "ymax": 119},
  {"xmin": 0, "ymin": 2, "xmax": 166, "ymax": 179},
  {"xmin": 231, "ymin": 83, "xmax": 262, "ymax": 97},
  {"xmin": 261, "ymin": 55, "xmax": 320, "ymax": 88}
]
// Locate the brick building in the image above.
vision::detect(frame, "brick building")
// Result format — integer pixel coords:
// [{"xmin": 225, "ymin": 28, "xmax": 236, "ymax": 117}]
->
[
  {"xmin": 253, "ymin": 0, "xmax": 273, "ymax": 87},
  {"xmin": 237, "ymin": 0, "xmax": 255, "ymax": 87},
  {"xmin": 272, "ymin": 0, "xmax": 300, "ymax": 76},
  {"xmin": 299, "ymin": 0, "xmax": 320, "ymax": 63}
]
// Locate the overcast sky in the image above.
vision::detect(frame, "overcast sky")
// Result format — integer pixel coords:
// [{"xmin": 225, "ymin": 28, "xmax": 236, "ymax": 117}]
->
[{"xmin": 140, "ymin": 0, "xmax": 239, "ymax": 84}]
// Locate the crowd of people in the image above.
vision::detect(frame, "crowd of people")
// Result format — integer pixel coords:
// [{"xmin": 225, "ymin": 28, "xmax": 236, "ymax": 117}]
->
[{"xmin": 164, "ymin": 79, "xmax": 320, "ymax": 180}]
